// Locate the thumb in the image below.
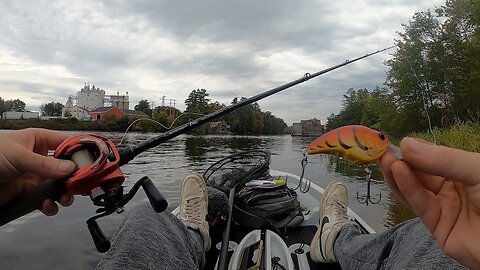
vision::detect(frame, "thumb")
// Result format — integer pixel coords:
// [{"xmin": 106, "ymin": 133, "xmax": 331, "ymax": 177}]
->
[
  {"xmin": 400, "ymin": 137, "xmax": 480, "ymax": 186},
  {"xmin": 14, "ymin": 149, "xmax": 77, "ymax": 179}
]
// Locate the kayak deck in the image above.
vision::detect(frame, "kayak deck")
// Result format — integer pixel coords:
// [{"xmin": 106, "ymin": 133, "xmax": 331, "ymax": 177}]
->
[{"xmin": 202, "ymin": 170, "xmax": 374, "ymax": 270}]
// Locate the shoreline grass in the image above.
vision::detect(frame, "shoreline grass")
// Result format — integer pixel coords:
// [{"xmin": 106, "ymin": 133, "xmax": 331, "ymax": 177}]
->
[{"xmin": 410, "ymin": 123, "xmax": 480, "ymax": 152}]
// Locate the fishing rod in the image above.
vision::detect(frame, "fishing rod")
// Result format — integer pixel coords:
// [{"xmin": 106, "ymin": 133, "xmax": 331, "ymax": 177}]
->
[
  {"xmin": 0, "ymin": 45, "xmax": 395, "ymax": 252},
  {"xmin": 117, "ymin": 45, "xmax": 395, "ymax": 165}
]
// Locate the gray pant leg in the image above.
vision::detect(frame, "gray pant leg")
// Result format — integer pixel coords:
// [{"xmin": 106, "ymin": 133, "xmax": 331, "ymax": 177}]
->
[
  {"xmin": 334, "ymin": 218, "xmax": 466, "ymax": 270},
  {"xmin": 96, "ymin": 203, "xmax": 205, "ymax": 270}
]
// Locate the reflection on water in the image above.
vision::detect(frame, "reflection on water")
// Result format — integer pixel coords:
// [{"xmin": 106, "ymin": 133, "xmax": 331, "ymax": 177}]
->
[
  {"xmin": 0, "ymin": 132, "xmax": 415, "ymax": 270},
  {"xmin": 384, "ymin": 192, "xmax": 417, "ymax": 227}
]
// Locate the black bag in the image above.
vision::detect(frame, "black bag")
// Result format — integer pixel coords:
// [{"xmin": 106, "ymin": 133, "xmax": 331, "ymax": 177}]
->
[
  {"xmin": 203, "ymin": 150, "xmax": 303, "ymax": 230},
  {"xmin": 233, "ymin": 181, "xmax": 304, "ymax": 229}
]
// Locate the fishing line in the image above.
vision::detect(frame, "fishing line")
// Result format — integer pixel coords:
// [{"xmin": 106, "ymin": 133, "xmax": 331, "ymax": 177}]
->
[
  {"xmin": 405, "ymin": 56, "xmax": 436, "ymax": 142},
  {"xmin": 117, "ymin": 112, "xmax": 205, "ymax": 145}
]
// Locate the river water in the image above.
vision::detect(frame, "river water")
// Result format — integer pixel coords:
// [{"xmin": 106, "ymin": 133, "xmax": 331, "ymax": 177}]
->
[{"xmin": 0, "ymin": 132, "xmax": 414, "ymax": 270}]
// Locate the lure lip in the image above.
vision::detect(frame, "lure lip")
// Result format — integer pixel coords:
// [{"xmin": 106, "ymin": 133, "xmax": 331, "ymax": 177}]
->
[{"xmin": 387, "ymin": 143, "xmax": 403, "ymax": 160}]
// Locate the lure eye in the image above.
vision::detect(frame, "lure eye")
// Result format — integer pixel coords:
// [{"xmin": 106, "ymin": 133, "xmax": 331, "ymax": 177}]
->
[{"xmin": 378, "ymin": 133, "xmax": 386, "ymax": 141}]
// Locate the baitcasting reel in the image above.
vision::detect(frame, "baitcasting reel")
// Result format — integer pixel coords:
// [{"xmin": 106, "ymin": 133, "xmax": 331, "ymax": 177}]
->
[{"xmin": 54, "ymin": 134, "xmax": 168, "ymax": 252}]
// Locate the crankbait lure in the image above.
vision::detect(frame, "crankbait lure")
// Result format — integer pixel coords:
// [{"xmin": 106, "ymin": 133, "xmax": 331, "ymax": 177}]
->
[{"xmin": 307, "ymin": 125, "xmax": 392, "ymax": 165}]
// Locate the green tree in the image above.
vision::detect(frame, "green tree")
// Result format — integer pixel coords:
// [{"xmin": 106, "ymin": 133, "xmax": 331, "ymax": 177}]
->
[
  {"xmin": 185, "ymin": 89, "xmax": 210, "ymax": 114},
  {"xmin": 153, "ymin": 111, "xmax": 173, "ymax": 129},
  {"xmin": 360, "ymin": 87, "xmax": 400, "ymax": 136},
  {"xmin": 262, "ymin": 111, "xmax": 287, "ymax": 135},
  {"xmin": 64, "ymin": 110, "xmax": 73, "ymax": 118},
  {"xmin": 181, "ymin": 89, "xmax": 211, "ymax": 132},
  {"xmin": 386, "ymin": 10, "xmax": 445, "ymax": 133},
  {"xmin": 5, "ymin": 99, "xmax": 26, "ymax": 112},
  {"xmin": 325, "ymin": 88, "xmax": 369, "ymax": 131},
  {"xmin": 386, "ymin": 1, "xmax": 480, "ymax": 131},
  {"xmin": 154, "ymin": 106, "xmax": 182, "ymax": 118},
  {"xmin": 0, "ymin": 97, "xmax": 6, "ymax": 118},
  {"xmin": 41, "ymin": 102, "xmax": 64, "ymax": 116},
  {"xmin": 134, "ymin": 100, "xmax": 153, "ymax": 117},
  {"xmin": 439, "ymin": 0, "xmax": 480, "ymax": 121}
]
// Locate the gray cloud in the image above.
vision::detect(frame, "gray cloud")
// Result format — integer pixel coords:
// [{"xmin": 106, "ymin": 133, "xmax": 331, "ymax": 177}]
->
[{"xmin": 0, "ymin": 0, "xmax": 443, "ymax": 124}]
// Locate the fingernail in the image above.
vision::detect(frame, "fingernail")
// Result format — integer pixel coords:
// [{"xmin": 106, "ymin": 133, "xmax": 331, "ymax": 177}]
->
[
  {"xmin": 59, "ymin": 160, "xmax": 75, "ymax": 173},
  {"xmin": 404, "ymin": 137, "xmax": 434, "ymax": 154}
]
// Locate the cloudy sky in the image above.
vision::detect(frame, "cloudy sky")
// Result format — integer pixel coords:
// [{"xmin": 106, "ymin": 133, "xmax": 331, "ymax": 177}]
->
[{"xmin": 0, "ymin": 0, "xmax": 443, "ymax": 125}]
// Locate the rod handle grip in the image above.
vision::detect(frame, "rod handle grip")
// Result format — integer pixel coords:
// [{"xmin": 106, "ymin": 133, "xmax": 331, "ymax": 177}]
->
[{"xmin": 0, "ymin": 179, "xmax": 65, "ymax": 226}]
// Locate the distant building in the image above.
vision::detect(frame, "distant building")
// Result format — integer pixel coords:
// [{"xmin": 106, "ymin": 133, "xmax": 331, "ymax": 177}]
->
[
  {"xmin": 62, "ymin": 83, "xmax": 130, "ymax": 119},
  {"xmin": 62, "ymin": 99, "xmax": 90, "ymax": 120},
  {"xmin": 3, "ymin": 111, "xmax": 40, "ymax": 120},
  {"xmin": 291, "ymin": 118, "xmax": 324, "ymax": 136},
  {"xmin": 291, "ymin": 122, "xmax": 303, "ymax": 136},
  {"xmin": 77, "ymin": 84, "xmax": 106, "ymax": 111},
  {"xmin": 108, "ymin": 92, "xmax": 130, "ymax": 110},
  {"xmin": 90, "ymin": 106, "xmax": 148, "ymax": 122}
]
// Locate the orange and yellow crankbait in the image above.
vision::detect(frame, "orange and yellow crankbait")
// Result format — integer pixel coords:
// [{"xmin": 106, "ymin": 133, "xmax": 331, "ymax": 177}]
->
[{"xmin": 307, "ymin": 125, "xmax": 389, "ymax": 165}]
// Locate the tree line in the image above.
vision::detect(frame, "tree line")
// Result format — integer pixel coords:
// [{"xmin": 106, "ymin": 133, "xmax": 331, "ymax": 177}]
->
[
  {"xmin": 134, "ymin": 88, "xmax": 288, "ymax": 135},
  {"xmin": 0, "ymin": 98, "xmax": 27, "ymax": 117},
  {"xmin": 0, "ymin": 97, "xmax": 64, "ymax": 118},
  {"xmin": 327, "ymin": 0, "xmax": 479, "ymax": 137},
  {"xmin": 1, "ymin": 88, "xmax": 287, "ymax": 135}
]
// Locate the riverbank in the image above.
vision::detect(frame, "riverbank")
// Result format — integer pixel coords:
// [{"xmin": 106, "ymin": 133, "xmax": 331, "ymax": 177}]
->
[
  {"xmin": 411, "ymin": 123, "xmax": 480, "ymax": 152},
  {"xmin": 0, "ymin": 118, "xmax": 291, "ymax": 135}
]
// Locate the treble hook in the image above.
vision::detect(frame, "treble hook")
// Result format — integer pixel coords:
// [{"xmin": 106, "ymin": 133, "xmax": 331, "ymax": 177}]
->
[
  {"xmin": 356, "ymin": 167, "xmax": 382, "ymax": 205},
  {"xmin": 293, "ymin": 150, "xmax": 311, "ymax": 193}
]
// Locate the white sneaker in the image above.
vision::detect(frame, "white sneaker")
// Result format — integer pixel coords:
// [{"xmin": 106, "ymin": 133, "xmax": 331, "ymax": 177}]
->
[
  {"xmin": 310, "ymin": 181, "xmax": 349, "ymax": 263},
  {"xmin": 177, "ymin": 172, "xmax": 211, "ymax": 252}
]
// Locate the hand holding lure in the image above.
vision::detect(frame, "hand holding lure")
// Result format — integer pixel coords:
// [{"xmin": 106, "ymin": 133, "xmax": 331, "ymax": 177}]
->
[
  {"xmin": 305, "ymin": 125, "xmax": 402, "ymax": 205},
  {"xmin": 306, "ymin": 125, "xmax": 402, "ymax": 165}
]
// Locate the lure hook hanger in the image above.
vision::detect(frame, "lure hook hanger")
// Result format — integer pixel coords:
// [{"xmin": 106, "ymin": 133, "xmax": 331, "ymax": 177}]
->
[{"xmin": 356, "ymin": 167, "xmax": 382, "ymax": 205}]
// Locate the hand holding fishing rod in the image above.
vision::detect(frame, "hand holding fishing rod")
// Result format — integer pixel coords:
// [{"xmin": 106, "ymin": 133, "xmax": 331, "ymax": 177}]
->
[
  {"xmin": 0, "ymin": 129, "xmax": 76, "ymax": 216},
  {"xmin": 0, "ymin": 130, "xmax": 168, "ymax": 252}
]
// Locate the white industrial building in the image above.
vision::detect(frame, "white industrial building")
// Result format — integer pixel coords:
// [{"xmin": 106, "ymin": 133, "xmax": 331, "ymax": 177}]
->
[
  {"xmin": 62, "ymin": 84, "xmax": 130, "ymax": 120},
  {"xmin": 3, "ymin": 111, "xmax": 39, "ymax": 120}
]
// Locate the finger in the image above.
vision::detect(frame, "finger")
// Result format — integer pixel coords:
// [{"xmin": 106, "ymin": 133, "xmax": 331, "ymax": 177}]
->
[
  {"xmin": 410, "ymin": 170, "xmax": 445, "ymax": 195},
  {"xmin": 24, "ymin": 128, "xmax": 70, "ymax": 153},
  {"xmin": 41, "ymin": 199, "xmax": 59, "ymax": 216},
  {"xmin": 379, "ymin": 152, "xmax": 411, "ymax": 209},
  {"xmin": 391, "ymin": 160, "xmax": 440, "ymax": 233},
  {"xmin": 59, "ymin": 194, "xmax": 74, "ymax": 207},
  {"xmin": 11, "ymin": 149, "xmax": 76, "ymax": 179},
  {"xmin": 401, "ymin": 137, "xmax": 480, "ymax": 186}
]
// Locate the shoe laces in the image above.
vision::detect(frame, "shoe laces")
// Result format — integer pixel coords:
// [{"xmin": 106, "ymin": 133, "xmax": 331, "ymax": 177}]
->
[
  {"xmin": 181, "ymin": 196, "xmax": 202, "ymax": 225},
  {"xmin": 331, "ymin": 200, "xmax": 348, "ymax": 223}
]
